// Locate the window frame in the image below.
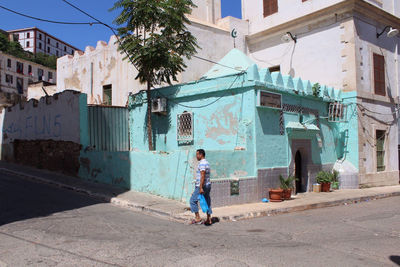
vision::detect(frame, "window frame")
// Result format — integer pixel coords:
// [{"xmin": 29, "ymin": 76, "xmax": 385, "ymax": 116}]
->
[
  {"xmin": 16, "ymin": 77, "xmax": 24, "ymax": 94},
  {"xmin": 5, "ymin": 74, "xmax": 13, "ymax": 84},
  {"xmin": 376, "ymin": 130, "xmax": 386, "ymax": 172},
  {"xmin": 177, "ymin": 111, "xmax": 194, "ymax": 142},
  {"xmin": 263, "ymin": 0, "xmax": 278, "ymax": 17},
  {"xmin": 102, "ymin": 84, "xmax": 112, "ymax": 106},
  {"xmin": 373, "ymin": 53, "xmax": 386, "ymax": 96}
]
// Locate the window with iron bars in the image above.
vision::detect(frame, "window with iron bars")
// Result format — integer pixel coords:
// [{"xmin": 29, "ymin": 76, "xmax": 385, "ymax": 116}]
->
[
  {"xmin": 177, "ymin": 112, "xmax": 193, "ymax": 142},
  {"xmin": 328, "ymin": 102, "xmax": 347, "ymax": 122}
]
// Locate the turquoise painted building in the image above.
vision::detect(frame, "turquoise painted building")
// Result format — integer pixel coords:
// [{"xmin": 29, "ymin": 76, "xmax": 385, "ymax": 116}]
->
[{"xmin": 122, "ymin": 49, "xmax": 358, "ymax": 206}]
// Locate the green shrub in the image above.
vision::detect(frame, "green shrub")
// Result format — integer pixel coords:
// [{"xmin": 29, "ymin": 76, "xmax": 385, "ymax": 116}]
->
[
  {"xmin": 279, "ymin": 175, "xmax": 298, "ymax": 190},
  {"xmin": 316, "ymin": 170, "xmax": 340, "ymax": 184}
]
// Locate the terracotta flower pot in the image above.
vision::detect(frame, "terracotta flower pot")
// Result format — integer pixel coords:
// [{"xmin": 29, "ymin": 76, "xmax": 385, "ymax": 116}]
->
[
  {"xmin": 269, "ymin": 189, "xmax": 283, "ymax": 202},
  {"xmin": 282, "ymin": 189, "xmax": 292, "ymax": 200},
  {"xmin": 321, "ymin": 182, "xmax": 331, "ymax": 192}
]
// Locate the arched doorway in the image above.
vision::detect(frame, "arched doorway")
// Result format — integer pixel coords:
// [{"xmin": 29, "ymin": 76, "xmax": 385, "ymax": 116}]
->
[{"xmin": 295, "ymin": 150, "xmax": 304, "ymax": 194}]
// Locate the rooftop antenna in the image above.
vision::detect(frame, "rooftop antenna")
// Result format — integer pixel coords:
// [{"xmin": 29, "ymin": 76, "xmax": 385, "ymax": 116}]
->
[{"xmin": 231, "ymin": 28, "xmax": 238, "ymax": 48}]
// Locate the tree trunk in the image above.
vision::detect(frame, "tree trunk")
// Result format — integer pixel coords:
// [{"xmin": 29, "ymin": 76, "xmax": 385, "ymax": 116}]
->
[{"xmin": 146, "ymin": 81, "xmax": 154, "ymax": 151}]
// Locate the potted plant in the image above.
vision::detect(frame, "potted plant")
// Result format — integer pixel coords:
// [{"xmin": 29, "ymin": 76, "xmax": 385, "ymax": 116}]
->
[
  {"xmin": 268, "ymin": 188, "xmax": 283, "ymax": 202},
  {"xmin": 331, "ymin": 170, "xmax": 339, "ymax": 190},
  {"xmin": 316, "ymin": 171, "xmax": 332, "ymax": 192},
  {"xmin": 279, "ymin": 175, "xmax": 297, "ymax": 200}
]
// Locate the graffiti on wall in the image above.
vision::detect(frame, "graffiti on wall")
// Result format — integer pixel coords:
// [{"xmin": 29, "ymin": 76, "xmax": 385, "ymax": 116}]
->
[{"xmin": 3, "ymin": 114, "xmax": 63, "ymax": 140}]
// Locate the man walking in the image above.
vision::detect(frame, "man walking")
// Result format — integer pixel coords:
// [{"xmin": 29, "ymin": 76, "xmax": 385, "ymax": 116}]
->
[{"xmin": 190, "ymin": 149, "xmax": 212, "ymax": 225}]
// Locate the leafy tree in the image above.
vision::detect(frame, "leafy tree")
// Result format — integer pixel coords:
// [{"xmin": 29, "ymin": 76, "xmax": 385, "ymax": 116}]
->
[
  {"xmin": 0, "ymin": 33, "xmax": 11, "ymax": 52},
  {"xmin": 111, "ymin": 0, "xmax": 198, "ymax": 150}
]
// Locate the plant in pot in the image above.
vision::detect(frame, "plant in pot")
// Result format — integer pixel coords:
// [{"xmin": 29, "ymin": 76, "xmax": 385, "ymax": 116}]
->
[
  {"xmin": 279, "ymin": 175, "xmax": 297, "ymax": 200},
  {"xmin": 316, "ymin": 171, "xmax": 332, "ymax": 192},
  {"xmin": 331, "ymin": 170, "xmax": 339, "ymax": 190},
  {"xmin": 268, "ymin": 186, "xmax": 284, "ymax": 202}
]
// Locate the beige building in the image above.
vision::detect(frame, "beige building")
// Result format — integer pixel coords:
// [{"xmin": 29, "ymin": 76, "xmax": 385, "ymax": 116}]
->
[
  {"xmin": 56, "ymin": 0, "xmax": 247, "ymax": 106},
  {"xmin": 7, "ymin": 27, "xmax": 80, "ymax": 58},
  {"xmin": 243, "ymin": 0, "xmax": 400, "ymax": 187},
  {"xmin": 0, "ymin": 52, "xmax": 56, "ymax": 106}
]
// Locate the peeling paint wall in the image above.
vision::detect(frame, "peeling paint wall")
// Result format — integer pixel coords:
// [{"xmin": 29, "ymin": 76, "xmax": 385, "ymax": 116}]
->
[
  {"xmin": 2, "ymin": 91, "xmax": 84, "ymax": 145},
  {"xmin": 1, "ymin": 91, "xmax": 87, "ymax": 175},
  {"xmin": 79, "ymin": 151, "xmax": 131, "ymax": 189},
  {"xmin": 127, "ymin": 56, "xmax": 348, "ymax": 204},
  {"xmin": 56, "ymin": 15, "xmax": 248, "ymax": 107}
]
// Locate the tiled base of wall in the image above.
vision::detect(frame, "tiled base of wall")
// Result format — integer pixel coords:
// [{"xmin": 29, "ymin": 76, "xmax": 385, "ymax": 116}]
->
[
  {"xmin": 211, "ymin": 178, "xmax": 258, "ymax": 207},
  {"xmin": 211, "ymin": 164, "xmax": 333, "ymax": 208}
]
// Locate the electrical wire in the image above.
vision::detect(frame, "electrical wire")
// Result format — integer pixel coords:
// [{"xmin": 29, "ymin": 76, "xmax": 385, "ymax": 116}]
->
[
  {"xmin": 155, "ymin": 72, "xmax": 245, "ymax": 109},
  {"xmin": 357, "ymin": 103, "xmax": 400, "ymax": 116},
  {"xmin": 59, "ymin": 0, "xmax": 247, "ymax": 79},
  {"xmin": 60, "ymin": 0, "xmax": 136, "ymax": 69},
  {"xmin": 0, "ymin": 4, "xmax": 100, "ymax": 25},
  {"xmin": 192, "ymin": 55, "xmax": 245, "ymax": 72}
]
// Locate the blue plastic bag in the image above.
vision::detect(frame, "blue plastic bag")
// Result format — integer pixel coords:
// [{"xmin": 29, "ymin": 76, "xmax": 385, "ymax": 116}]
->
[{"xmin": 198, "ymin": 194, "xmax": 209, "ymax": 213}]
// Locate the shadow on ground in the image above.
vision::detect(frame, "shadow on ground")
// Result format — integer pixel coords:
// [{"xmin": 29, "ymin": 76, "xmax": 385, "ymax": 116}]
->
[
  {"xmin": 0, "ymin": 170, "xmax": 105, "ymax": 226},
  {"xmin": 390, "ymin": 256, "xmax": 400, "ymax": 266}
]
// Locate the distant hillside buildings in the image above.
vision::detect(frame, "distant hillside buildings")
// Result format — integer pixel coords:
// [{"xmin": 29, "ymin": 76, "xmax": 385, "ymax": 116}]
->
[{"xmin": 7, "ymin": 27, "xmax": 81, "ymax": 58}]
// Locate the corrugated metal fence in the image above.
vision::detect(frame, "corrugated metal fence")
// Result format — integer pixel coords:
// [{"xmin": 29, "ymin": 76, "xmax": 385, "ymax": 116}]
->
[{"xmin": 88, "ymin": 105, "xmax": 130, "ymax": 151}]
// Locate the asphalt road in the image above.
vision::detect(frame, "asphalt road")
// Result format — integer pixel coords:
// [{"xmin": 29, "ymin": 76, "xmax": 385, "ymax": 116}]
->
[{"xmin": 0, "ymin": 171, "xmax": 400, "ymax": 267}]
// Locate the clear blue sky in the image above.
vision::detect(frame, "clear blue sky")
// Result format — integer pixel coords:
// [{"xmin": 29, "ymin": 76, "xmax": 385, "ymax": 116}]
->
[{"xmin": 0, "ymin": 0, "xmax": 241, "ymax": 51}]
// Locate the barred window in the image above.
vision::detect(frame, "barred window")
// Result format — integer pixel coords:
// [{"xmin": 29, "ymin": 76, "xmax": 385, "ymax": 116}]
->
[
  {"xmin": 177, "ymin": 112, "xmax": 193, "ymax": 142},
  {"xmin": 328, "ymin": 102, "xmax": 347, "ymax": 122},
  {"xmin": 376, "ymin": 130, "xmax": 385, "ymax": 172}
]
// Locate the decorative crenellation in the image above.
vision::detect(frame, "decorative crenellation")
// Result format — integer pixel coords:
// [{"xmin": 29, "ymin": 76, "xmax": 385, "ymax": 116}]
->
[
  {"xmin": 59, "ymin": 35, "xmax": 119, "ymax": 63},
  {"xmin": 248, "ymin": 64, "xmax": 343, "ymax": 102}
]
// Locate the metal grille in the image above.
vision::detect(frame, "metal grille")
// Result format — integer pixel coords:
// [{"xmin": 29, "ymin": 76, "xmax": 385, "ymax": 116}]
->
[
  {"xmin": 177, "ymin": 112, "xmax": 193, "ymax": 142},
  {"xmin": 328, "ymin": 102, "xmax": 347, "ymax": 122},
  {"xmin": 280, "ymin": 104, "xmax": 320, "ymax": 135}
]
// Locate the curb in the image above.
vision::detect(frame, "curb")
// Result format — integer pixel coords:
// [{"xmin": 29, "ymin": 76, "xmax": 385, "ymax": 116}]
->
[
  {"xmin": 0, "ymin": 168, "xmax": 186, "ymax": 223},
  {"xmin": 213, "ymin": 191, "xmax": 400, "ymax": 222}
]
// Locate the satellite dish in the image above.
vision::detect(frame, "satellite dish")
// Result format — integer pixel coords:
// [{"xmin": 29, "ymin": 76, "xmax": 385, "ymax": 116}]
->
[{"xmin": 387, "ymin": 27, "xmax": 399, "ymax": 38}]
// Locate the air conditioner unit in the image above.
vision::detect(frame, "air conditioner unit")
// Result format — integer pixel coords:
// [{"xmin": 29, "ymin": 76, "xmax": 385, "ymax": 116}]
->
[{"xmin": 151, "ymin": 98, "xmax": 167, "ymax": 114}]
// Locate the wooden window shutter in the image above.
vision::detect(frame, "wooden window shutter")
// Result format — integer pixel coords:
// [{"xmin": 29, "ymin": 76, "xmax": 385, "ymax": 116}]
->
[
  {"xmin": 373, "ymin": 53, "xmax": 385, "ymax": 96},
  {"xmin": 263, "ymin": 0, "xmax": 278, "ymax": 17}
]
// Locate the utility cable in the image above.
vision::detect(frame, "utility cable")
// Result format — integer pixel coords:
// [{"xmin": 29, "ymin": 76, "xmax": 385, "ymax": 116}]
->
[
  {"xmin": 0, "ymin": 4, "xmax": 100, "ymax": 25},
  {"xmin": 59, "ymin": 0, "xmax": 245, "ymax": 77},
  {"xmin": 155, "ymin": 72, "xmax": 244, "ymax": 109}
]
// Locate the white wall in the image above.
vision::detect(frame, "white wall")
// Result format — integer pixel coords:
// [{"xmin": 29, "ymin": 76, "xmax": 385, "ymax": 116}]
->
[
  {"xmin": 363, "ymin": 0, "xmax": 400, "ymax": 17},
  {"xmin": 191, "ymin": 0, "xmax": 221, "ymax": 24},
  {"xmin": 242, "ymin": 0, "xmax": 400, "ymax": 35},
  {"xmin": 2, "ymin": 91, "xmax": 82, "ymax": 144},
  {"xmin": 247, "ymin": 22, "xmax": 345, "ymax": 89},
  {"xmin": 57, "ymin": 17, "xmax": 247, "ymax": 106},
  {"xmin": 242, "ymin": 0, "xmax": 345, "ymax": 34}
]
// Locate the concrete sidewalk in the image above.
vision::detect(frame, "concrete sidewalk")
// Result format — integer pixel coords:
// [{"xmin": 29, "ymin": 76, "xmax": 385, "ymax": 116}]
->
[{"xmin": 1, "ymin": 161, "xmax": 400, "ymax": 223}]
